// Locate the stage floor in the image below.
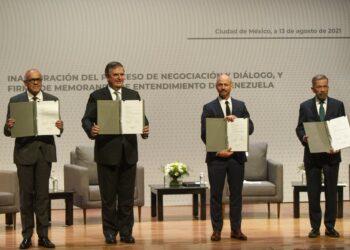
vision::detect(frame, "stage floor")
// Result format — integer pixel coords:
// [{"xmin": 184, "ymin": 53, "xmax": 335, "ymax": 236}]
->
[{"xmin": 1, "ymin": 202, "xmax": 349, "ymax": 249}]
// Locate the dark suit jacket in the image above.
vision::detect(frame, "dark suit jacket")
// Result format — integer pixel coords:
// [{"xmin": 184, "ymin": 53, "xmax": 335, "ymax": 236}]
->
[
  {"xmin": 201, "ymin": 97, "xmax": 254, "ymax": 164},
  {"xmin": 3, "ymin": 91, "xmax": 59, "ymax": 165},
  {"xmin": 296, "ymin": 96, "xmax": 345, "ymax": 165},
  {"xmin": 82, "ymin": 86, "xmax": 149, "ymax": 165}
]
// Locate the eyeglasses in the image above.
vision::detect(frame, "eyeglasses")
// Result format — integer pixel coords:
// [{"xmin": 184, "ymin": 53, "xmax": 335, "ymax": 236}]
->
[{"xmin": 25, "ymin": 78, "xmax": 42, "ymax": 84}]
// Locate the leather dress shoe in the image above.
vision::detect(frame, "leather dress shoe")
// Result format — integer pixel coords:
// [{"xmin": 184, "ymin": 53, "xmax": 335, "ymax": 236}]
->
[
  {"xmin": 19, "ymin": 238, "xmax": 32, "ymax": 249},
  {"xmin": 38, "ymin": 237, "xmax": 55, "ymax": 248},
  {"xmin": 308, "ymin": 229, "xmax": 320, "ymax": 238},
  {"xmin": 120, "ymin": 235, "xmax": 135, "ymax": 244},
  {"xmin": 325, "ymin": 228, "xmax": 340, "ymax": 238},
  {"xmin": 210, "ymin": 231, "xmax": 221, "ymax": 241},
  {"xmin": 105, "ymin": 234, "xmax": 117, "ymax": 244},
  {"xmin": 231, "ymin": 229, "xmax": 248, "ymax": 241}
]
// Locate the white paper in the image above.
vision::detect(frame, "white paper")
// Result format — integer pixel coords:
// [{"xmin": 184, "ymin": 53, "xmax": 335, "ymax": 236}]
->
[
  {"xmin": 121, "ymin": 100, "xmax": 144, "ymax": 134},
  {"xmin": 226, "ymin": 118, "xmax": 248, "ymax": 152},
  {"xmin": 36, "ymin": 101, "xmax": 60, "ymax": 136},
  {"xmin": 327, "ymin": 116, "xmax": 350, "ymax": 151}
]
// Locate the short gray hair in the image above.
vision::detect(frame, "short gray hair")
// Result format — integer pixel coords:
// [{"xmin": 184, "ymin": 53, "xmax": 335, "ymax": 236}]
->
[{"xmin": 312, "ymin": 74, "xmax": 328, "ymax": 86}]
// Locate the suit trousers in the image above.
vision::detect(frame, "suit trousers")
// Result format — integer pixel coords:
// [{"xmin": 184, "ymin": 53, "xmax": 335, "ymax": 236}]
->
[
  {"xmin": 207, "ymin": 158, "xmax": 245, "ymax": 232},
  {"xmin": 97, "ymin": 161, "xmax": 136, "ymax": 238},
  {"xmin": 305, "ymin": 162, "xmax": 339, "ymax": 230},
  {"xmin": 16, "ymin": 151, "xmax": 52, "ymax": 238}
]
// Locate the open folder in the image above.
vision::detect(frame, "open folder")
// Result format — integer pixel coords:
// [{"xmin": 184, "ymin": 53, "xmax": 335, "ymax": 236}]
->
[
  {"xmin": 10, "ymin": 101, "xmax": 60, "ymax": 138},
  {"xmin": 97, "ymin": 100, "xmax": 145, "ymax": 134},
  {"xmin": 303, "ymin": 115, "xmax": 350, "ymax": 153},
  {"xmin": 206, "ymin": 118, "xmax": 249, "ymax": 152}
]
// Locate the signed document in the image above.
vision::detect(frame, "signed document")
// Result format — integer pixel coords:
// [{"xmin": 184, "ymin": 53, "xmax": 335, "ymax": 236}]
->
[
  {"xmin": 10, "ymin": 101, "xmax": 60, "ymax": 137},
  {"xmin": 327, "ymin": 116, "xmax": 350, "ymax": 151},
  {"xmin": 227, "ymin": 118, "xmax": 249, "ymax": 152},
  {"xmin": 206, "ymin": 118, "xmax": 249, "ymax": 152},
  {"xmin": 121, "ymin": 100, "xmax": 144, "ymax": 134},
  {"xmin": 303, "ymin": 116, "xmax": 350, "ymax": 153},
  {"xmin": 36, "ymin": 101, "xmax": 60, "ymax": 136}
]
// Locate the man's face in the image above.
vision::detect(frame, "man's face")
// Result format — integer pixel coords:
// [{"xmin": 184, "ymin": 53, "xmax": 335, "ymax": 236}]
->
[
  {"xmin": 24, "ymin": 70, "xmax": 42, "ymax": 95},
  {"xmin": 107, "ymin": 66, "xmax": 125, "ymax": 90},
  {"xmin": 312, "ymin": 79, "xmax": 329, "ymax": 101},
  {"xmin": 216, "ymin": 76, "xmax": 233, "ymax": 99}
]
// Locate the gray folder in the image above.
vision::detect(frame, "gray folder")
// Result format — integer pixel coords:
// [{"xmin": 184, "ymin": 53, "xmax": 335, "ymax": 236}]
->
[
  {"xmin": 97, "ymin": 100, "xmax": 121, "ymax": 134},
  {"xmin": 303, "ymin": 122, "xmax": 331, "ymax": 153},
  {"xmin": 10, "ymin": 102, "xmax": 36, "ymax": 138},
  {"xmin": 206, "ymin": 118, "xmax": 227, "ymax": 152}
]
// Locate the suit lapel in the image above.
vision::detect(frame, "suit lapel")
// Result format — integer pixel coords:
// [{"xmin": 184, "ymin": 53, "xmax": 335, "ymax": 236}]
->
[
  {"xmin": 324, "ymin": 97, "xmax": 332, "ymax": 121},
  {"xmin": 311, "ymin": 97, "xmax": 321, "ymax": 121},
  {"xmin": 213, "ymin": 98, "xmax": 225, "ymax": 118},
  {"xmin": 121, "ymin": 87, "xmax": 131, "ymax": 101},
  {"xmin": 102, "ymin": 86, "xmax": 113, "ymax": 100},
  {"xmin": 19, "ymin": 92, "xmax": 29, "ymax": 102}
]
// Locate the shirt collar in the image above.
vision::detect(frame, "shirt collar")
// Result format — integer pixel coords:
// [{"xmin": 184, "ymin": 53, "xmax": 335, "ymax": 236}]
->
[
  {"xmin": 27, "ymin": 91, "xmax": 43, "ymax": 102},
  {"xmin": 316, "ymin": 97, "xmax": 327, "ymax": 105},
  {"xmin": 218, "ymin": 96, "xmax": 231, "ymax": 104},
  {"xmin": 108, "ymin": 85, "xmax": 122, "ymax": 98}
]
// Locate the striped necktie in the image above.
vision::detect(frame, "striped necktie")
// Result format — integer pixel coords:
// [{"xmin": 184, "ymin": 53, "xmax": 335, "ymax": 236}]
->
[{"xmin": 114, "ymin": 91, "xmax": 120, "ymax": 101}]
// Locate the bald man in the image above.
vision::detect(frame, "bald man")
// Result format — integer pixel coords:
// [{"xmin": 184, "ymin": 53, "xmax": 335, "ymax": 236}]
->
[
  {"xmin": 201, "ymin": 74, "xmax": 254, "ymax": 241},
  {"xmin": 4, "ymin": 69, "xmax": 63, "ymax": 249}
]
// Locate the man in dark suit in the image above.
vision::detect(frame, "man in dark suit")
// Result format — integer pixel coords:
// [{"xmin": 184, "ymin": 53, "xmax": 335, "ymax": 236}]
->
[
  {"xmin": 4, "ymin": 69, "xmax": 63, "ymax": 249},
  {"xmin": 296, "ymin": 74, "xmax": 345, "ymax": 238},
  {"xmin": 201, "ymin": 74, "xmax": 254, "ymax": 241},
  {"xmin": 82, "ymin": 61, "xmax": 149, "ymax": 245}
]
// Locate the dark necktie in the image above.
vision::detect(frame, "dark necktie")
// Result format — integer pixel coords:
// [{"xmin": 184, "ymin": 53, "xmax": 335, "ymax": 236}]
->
[
  {"xmin": 319, "ymin": 101, "xmax": 325, "ymax": 121},
  {"xmin": 225, "ymin": 101, "xmax": 230, "ymax": 116},
  {"xmin": 32, "ymin": 96, "xmax": 38, "ymax": 102}
]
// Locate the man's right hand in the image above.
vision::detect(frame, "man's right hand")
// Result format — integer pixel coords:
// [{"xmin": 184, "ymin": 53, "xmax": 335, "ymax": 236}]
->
[
  {"xmin": 302, "ymin": 135, "xmax": 308, "ymax": 143},
  {"xmin": 216, "ymin": 148, "xmax": 234, "ymax": 158},
  {"xmin": 90, "ymin": 123, "xmax": 100, "ymax": 137},
  {"xmin": 6, "ymin": 118, "xmax": 15, "ymax": 129}
]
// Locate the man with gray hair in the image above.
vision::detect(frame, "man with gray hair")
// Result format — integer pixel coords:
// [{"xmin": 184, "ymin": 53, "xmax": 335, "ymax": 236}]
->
[{"xmin": 296, "ymin": 74, "xmax": 345, "ymax": 238}]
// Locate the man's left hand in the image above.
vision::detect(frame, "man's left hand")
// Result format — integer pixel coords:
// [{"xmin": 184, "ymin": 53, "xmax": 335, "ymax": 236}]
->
[
  {"xmin": 55, "ymin": 120, "xmax": 64, "ymax": 129},
  {"xmin": 224, "ymin": 115, "xmax": 237, "ymax": 122},
  {"xmin": 329, "ymin": 148, "xmax": 340, "ymax": 154},
  {"xmin": 142, "ymin": 125, "xmax": 149, "ymax": 139}
]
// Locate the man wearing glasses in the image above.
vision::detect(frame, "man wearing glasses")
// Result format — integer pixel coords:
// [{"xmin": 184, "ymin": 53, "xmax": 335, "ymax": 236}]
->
[{"xmin": 4, "ymin": 69, "xmax": 63, "ymax": 249}]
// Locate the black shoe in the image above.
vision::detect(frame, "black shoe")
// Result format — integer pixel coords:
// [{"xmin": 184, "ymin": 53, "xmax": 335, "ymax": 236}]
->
[
  {"xmin": 19, "ymin": 238, "xmax": 32, "ymax": 249},
  {"xmin": 308, "ymin": 229, "xmax": 320, "ymax": 238},
  {"xmin": 38, "ymin": 237, "xmax": 55, "ymax": 248},
  {"xmin": 325, "ymin": 228, "xmax": 340, "ymax": 238},
  {"xmin": 231, "ymin": 229, "xmax": 248, "ymax": 241},
  {"xmin": 105, "ymin": 234, "xmax": 117, "ymax": 244},
  {"xmin": 120, "ymin": 235, "xmax": 135, "ymax": 244},
  {"xmin": 210, "ymin": 231, "xmax": 221, "ymax": 241}
]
